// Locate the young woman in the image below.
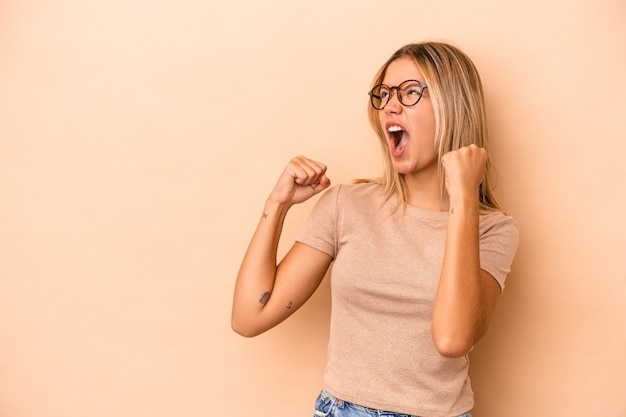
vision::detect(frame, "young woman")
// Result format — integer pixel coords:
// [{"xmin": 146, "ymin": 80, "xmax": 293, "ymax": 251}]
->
[{"xmin": 232, "ymin": 41, "xmax": 519, "ymax": 417}]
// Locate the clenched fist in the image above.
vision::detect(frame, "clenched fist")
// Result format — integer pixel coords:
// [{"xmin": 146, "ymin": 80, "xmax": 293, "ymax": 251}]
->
[
  {"xmin": 269, "ymin": 155, "xmax": 331, "ymax": 206},
  {"xmin": 441, "ymin": 144, "xmax": 487, "ymax": 200}
]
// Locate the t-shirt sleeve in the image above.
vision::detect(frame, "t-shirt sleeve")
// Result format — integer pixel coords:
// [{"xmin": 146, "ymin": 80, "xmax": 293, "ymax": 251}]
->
[
  {"xmin": 479, "ymin": 212, "xmax": 520, "ymax": 293},
  {"xmin": 295, "ymin": 184, "xmax": 340, "ymax": 259}
]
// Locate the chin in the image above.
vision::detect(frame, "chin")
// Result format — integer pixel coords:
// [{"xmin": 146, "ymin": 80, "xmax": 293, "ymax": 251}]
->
[{"xmin": 391, "ymin": 161, "xmax": 414, "ymax": 175}]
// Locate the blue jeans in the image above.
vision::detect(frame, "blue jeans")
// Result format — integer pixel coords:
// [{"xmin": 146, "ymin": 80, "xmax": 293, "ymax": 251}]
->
[{"xmin": 312, "ymin": 389, "xmax": 471, "ymax": 417}]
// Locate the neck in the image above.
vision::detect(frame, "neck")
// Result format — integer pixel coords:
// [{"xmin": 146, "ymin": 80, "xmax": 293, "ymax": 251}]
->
[{"xmin": 404, "ymin": 171, "xmax": 449, "ymax": 212}]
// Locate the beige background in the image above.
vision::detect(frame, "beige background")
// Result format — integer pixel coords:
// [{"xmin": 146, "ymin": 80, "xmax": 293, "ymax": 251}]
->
[{"xmin": 1, "ymin": 1, "xmax": 625, "ymax": 416}]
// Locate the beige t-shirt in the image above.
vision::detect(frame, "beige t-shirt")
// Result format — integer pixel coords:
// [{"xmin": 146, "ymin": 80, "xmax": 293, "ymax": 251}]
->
[{"xmin": 297, "ymin": 183, "xmax": 519, "ymax": 417}]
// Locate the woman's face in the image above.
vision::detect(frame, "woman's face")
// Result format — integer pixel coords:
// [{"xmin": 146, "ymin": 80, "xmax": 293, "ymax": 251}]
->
[{"xmin": 378, "ymin": 57, "xmax": 437, "ymax": 179}]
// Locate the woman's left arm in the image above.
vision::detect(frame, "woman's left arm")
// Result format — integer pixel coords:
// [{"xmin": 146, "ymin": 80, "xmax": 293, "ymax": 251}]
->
[{"xmin": 432, "ymin": 144, "xmax": 500, "ymax": 358}]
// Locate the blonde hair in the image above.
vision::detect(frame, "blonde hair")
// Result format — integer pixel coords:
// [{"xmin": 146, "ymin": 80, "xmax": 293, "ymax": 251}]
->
[{"xmin": 360, "ymin": 41, "xmax": 501, "ymax": 212}]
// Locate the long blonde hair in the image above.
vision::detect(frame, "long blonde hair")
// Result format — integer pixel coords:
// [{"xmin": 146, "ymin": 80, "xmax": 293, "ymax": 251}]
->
[{"xmin": 360, "ymin": 41, "xmax": 501, "ymax": 212}]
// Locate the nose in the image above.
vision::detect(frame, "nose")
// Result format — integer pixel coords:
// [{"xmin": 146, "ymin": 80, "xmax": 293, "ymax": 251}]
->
[{"xmin": 384, "ymin": 89, "xmax": 402, "ymax": 113}]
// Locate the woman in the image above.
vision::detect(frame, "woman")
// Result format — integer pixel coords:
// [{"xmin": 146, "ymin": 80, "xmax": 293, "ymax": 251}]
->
[{"xmin": 231, "ymin": 41, "xmax": 519, "ymax": 417}]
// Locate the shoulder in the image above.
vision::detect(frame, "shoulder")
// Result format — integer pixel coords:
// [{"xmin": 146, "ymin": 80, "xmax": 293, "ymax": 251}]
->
[
  {"xmin": 479, "ymin": 210, "xmax": 518, "ymax": 229},
  {"xmin": 479, "ymin": 211, "xmax": 519, "ymax": 244},
  {"xmin": 330, "ymin": 182, "xmax": 384, "ymax": 202},
  {"xmin": 312, "ymin": 182, "xmax": 385, "ymax": 215}
]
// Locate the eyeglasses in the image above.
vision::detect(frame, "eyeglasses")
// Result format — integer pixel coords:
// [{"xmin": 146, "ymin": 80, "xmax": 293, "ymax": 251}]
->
[{"xmin": 368, "ymin": 79, "xmax": 428, "ymax": 110}]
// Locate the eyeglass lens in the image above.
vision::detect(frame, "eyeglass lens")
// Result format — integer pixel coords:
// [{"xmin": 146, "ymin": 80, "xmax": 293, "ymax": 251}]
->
[{"xmin": 369, "ymin": 80, "xmax": 425, "ymax": 110}]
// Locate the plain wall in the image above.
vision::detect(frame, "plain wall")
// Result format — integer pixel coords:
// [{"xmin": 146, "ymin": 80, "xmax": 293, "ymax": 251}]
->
[{"xmin": 1, "ymin": 1, "xmax": 625, "ymax": 416}]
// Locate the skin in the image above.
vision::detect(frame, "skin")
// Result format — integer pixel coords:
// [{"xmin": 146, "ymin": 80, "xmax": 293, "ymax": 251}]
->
[
  {"xmin": 378, "ymin": 58, "xmax": 441, "ymax": 210},
  {"xmin": 435, "ymin": 145, "xmax": 500, "ymax": 357},
  {"xmin": 231, "ymin": 156, "xmax": 332, "ymax": 337},
  {"xmin": 231, "ymin": 58, "xmax": 501, "ymax": 358},
  {"xmin": 378, "ymin": 58, "xmax": 501, "ymax": 356}
]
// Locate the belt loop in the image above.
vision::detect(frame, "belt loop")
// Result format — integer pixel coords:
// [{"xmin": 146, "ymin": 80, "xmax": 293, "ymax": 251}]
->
[{"xmin": 313, "ymin": 391, "xmax": 336, "ymax": 417}]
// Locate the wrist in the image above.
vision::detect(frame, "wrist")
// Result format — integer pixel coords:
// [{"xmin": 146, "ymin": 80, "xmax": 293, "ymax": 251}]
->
[
  {"xmin": 263, "ymin": 197, "xmax": 292, "ymax": 219},
  {"xmin": 448, "ymin": 192, "xmax": 479, "ymax": 214}
]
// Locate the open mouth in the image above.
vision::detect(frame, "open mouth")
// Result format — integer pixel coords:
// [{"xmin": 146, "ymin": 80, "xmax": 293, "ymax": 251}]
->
[{"xmin": 388, "ymin": 125, "xmax": 408, "ymax": 152}]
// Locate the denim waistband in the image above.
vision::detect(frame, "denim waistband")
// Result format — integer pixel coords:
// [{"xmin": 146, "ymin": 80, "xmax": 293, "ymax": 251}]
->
[{"xmin": 313, "ymin": 389, "xmax": 471, "ymax": 417}]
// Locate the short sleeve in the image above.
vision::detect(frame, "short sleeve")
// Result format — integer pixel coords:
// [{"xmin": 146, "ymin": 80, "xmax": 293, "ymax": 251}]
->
[
  {"xmin": 479, "ymin": 212, "xmax": 520, "ymax": 293},
  {"xmin": 295, "ymin": 185, "xmax": 340, "ymax": 259}
]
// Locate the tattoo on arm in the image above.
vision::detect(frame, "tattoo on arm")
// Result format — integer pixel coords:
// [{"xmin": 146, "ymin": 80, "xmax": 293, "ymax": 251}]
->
[
  {"xmin": 259, "ymin": 291, "xmax": 271, "ymax": 304},
  {"xmin": 262, "ymin": 212, "xmax": 268, "ymax": 219},
  {"xmin": 286, "ymin": 301, "xmax": 293, "ymax": 309},
  {"xmin": 450, "ymin": 208, "xmax": 455, "ymax": 214}
]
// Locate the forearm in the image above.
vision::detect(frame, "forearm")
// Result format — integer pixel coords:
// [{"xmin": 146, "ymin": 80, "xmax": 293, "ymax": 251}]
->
[
  {"xmin": 231, "ymin": 198, "xmax": 291, "ymax": 335},
  {"xmin": 231, "ymin": 156, "xmax": 331, "ymax": 336},
  {"xmin": 432, "ymin": 194, "xmax": 486, "ymax": 357}
]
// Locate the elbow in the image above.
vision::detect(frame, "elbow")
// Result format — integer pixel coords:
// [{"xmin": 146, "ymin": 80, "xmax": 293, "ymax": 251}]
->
[
  {"xmin": 432, "ymin": 314, "xmax": 488, "ymax": 358},
  {"xmin": 231, "ymin": 320, "xmax": 256, "ymax": 338},
  {"xmin": 432, "ymin": 334, "xmax": 473, "ymax": 358},
  {"xmin": 231, "ymin": 324, "xmax": 257, "ymax": 338},
  {"xmin": 231, "ymin": 316, "xmax": 264, "ymax": 338}
]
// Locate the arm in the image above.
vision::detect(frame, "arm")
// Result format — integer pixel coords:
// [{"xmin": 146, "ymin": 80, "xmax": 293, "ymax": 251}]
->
[
  {"xmin": 432, "ymin": 145, "xmax": 501, "ymax": 358},
  {"xmin": 231, "ymin": 156, "xmax": 333, "ymax": 337}
]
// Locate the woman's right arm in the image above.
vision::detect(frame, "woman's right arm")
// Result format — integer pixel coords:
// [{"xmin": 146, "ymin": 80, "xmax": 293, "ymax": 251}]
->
[{"xmin": 231, "ymin": 156, "xmax": 333, "ymax": 337}]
